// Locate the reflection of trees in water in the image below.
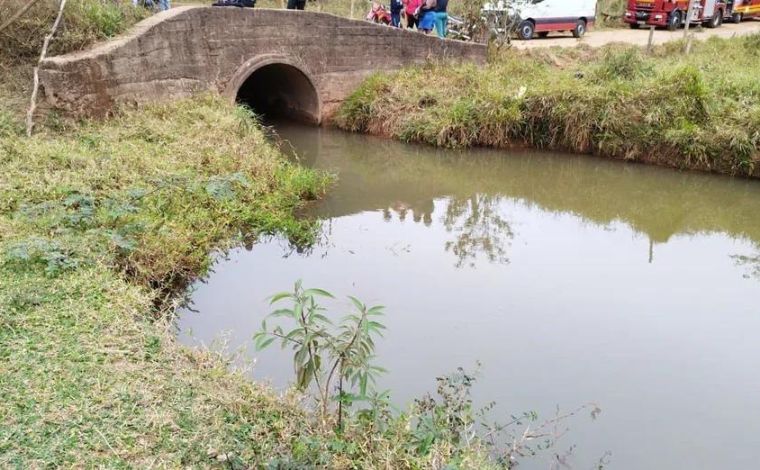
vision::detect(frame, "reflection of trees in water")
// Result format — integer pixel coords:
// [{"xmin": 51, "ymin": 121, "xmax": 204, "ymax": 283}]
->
[
  {"xmin": 379, "ymin": 194, "xmax": 514, "ymax": 268},
  {"xmin": 442, "ymin": 194, "xmax": 513, "ymax": 268},
  {"xmin": 383, "ymin": 200, "xmax": 434, "ymax": 226}
]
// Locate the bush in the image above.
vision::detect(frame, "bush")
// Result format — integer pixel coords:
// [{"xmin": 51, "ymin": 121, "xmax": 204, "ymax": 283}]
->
[{"xmin": 591, "ymin": 48, "xmax": 654, "ymax": 82}]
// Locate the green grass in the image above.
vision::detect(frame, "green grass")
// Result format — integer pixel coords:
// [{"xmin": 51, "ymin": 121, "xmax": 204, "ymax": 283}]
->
[
  {"xmin": 257, "ymin": 0, "xmax": 365, "ymax": 18},
  {"xmin": 336, "ymin": 35, "xmax": 760, "ymax": 177},
  {"xmin": 1, "ymin": 96, "xmax": 329, "ymax": 288},
  {"xmin": 0, "ymin": 96, "xmax": 346, "ymax": 467},
  {"xmin": 1, "ymin": 0, "xmax": 149, "ymax": 127}
]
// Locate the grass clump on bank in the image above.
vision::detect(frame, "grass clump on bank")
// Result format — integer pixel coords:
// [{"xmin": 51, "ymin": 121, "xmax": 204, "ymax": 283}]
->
[
  {"xmin": 336, "ymin": 35, "xmax": 760, "ymax": 177},
  {"xmin": 1, "ymin": 96, "xmax": 328, "ymax": 291}
]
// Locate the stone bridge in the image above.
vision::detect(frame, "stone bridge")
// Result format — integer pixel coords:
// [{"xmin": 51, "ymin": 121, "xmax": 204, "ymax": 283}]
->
[{"xmin": 39, "ymin": 6, "xmax": 486, "ymax": 123}]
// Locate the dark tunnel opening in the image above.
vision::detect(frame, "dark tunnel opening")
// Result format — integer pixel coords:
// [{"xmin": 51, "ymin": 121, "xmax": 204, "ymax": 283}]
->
[{"xmin": 235, "ymin": 63, "xmax": 320, "ymax": 124}]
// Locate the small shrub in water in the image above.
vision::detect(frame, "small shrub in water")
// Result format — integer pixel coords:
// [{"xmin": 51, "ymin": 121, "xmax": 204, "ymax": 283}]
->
[
  {"xmin": 254, "ymin": 281, "xmax": 387, "ymax": 427},
  {"xmin": 255, "ymin": 285, "xmax": 603, "ymax": 467}
]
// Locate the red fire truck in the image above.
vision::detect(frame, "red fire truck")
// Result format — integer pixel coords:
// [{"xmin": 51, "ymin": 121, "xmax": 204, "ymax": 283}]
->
[
  {"xmin": 624, "ymin": 0, "xmax": 727, "ymax": 30},
  {"xmin": 725, "ymin": 0, "xmax": 760, "ymax": 22}
]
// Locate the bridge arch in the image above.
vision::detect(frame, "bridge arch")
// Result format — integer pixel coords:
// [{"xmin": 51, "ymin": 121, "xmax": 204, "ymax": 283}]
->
[{"xmin": 227, "ymin": 55, "xmax": 321, "ymax": 124}]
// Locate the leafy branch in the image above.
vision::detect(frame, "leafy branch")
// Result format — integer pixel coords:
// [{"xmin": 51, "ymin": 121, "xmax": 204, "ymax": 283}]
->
[{"xmin": 254, "ymin": 281, "xmax": 387, "ymax": 427}]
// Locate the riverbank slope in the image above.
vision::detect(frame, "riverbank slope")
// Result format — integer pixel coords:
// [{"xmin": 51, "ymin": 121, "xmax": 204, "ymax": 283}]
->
[{"xmin": 336, "ymin": 36, "xmax": 760, "ymax": 178}]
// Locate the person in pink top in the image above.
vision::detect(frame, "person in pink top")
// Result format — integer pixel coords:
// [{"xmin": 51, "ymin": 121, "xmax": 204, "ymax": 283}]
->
[{"xmin": 403, "ymin": 0, "xmax": 422, "ymax": 29}]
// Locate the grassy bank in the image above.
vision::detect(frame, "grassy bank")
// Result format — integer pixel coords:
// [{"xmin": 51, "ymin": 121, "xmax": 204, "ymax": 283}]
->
[
  {"xmin": 0, "ymin": 96, "xmax": 338, "ymax": 467},
  {"xmin": 336, "ymin": 35, "xmax": 760, "ymax": 177}
]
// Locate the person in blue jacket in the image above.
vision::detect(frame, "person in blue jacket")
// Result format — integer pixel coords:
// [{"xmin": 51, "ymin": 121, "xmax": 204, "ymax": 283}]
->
[{"xmin": 418, "ymin": 0, "xmax": 436, "ymax": 33}]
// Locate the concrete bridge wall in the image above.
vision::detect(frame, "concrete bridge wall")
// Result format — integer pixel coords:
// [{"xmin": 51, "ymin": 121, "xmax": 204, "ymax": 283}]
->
[{"xmin": 39, "ymin": 6, "xmax": 486, "ymax": 123}]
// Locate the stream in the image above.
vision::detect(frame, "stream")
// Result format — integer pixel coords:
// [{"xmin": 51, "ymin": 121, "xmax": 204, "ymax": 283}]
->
[{"xmin": 177, "ymin": 121, "xmax": 760, "ymax": 469}]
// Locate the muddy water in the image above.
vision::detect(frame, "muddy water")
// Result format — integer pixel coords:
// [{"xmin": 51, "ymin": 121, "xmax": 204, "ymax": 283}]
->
[{"xmin": 177, "ymin": 122, "xmax": 760, "ymax": 469}]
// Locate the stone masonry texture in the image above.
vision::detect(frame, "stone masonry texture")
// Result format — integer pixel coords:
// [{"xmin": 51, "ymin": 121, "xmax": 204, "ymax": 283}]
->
[{"xmin": 38, "ymin": 6, "xmax": 487, "ymax": 122}]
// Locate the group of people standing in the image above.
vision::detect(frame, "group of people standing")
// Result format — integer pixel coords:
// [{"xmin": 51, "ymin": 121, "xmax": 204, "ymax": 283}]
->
[
  {"xmin": 389, "ymin": 0, "xmax": 449, "ymax": 38},
  {"xmin": 203, "ymin": 0, "xmax": 449, "ymax": 38}
]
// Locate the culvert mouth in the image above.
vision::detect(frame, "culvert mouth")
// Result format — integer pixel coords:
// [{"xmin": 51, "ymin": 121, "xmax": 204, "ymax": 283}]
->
[{"xmin": 235, "ymin": 63, "xmax": 320, "ymax": 124}]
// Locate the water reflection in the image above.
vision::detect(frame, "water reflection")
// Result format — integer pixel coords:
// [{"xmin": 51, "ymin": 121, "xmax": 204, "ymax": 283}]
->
[
  {"xmin": 277, "ymin": 121, "xmax": 760, "ymax": 270},
  {"xmin": 442, "ymin": 194, "xmax": 513, "ymax": 268},
  {"xmin": 372, "ymin": 194, "xmax": 514, "ymax": 268}
]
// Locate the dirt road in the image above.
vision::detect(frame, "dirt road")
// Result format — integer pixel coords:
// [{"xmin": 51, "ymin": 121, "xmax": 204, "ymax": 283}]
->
[{"xmin": 514, "ymin": 19, "xmax": 760, "ymax": 49}]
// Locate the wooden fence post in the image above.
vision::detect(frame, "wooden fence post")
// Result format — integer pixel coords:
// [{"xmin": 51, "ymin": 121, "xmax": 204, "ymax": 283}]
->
[{"xmin": 682, "ymin": 0, "xmax": 695, "ymax": 53}]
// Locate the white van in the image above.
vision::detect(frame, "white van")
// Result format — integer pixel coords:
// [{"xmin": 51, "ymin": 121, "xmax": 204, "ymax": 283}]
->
[{"xmin": 483, "ymin": 0, "xmax": 598, "ymax": 40}]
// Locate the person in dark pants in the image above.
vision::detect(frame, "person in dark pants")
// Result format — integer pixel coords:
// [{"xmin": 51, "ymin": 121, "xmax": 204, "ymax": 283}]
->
[
  {"xmin": 390, "ymin": 0, "xmax": 404, "ymax": 27},
  {"xmin": 403, "ymin": 0, "xmax": 421, "ymax": 29},
  {"xmin": 287, "ymin": 0, "xmax": 306, "ymax": 9}
]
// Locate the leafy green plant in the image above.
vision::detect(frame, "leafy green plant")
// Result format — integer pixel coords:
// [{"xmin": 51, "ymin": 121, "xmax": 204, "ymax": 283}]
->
[
  {"xmin": 5, "ymin": 237, "xmax": 80, "ymax": 276},
  {"xmin": 252, "ymin": 282, "xmax": 604, "ymax": 467},
  {"xmin": 413, "ymin": 367, "xmax": 479, "ymax": 454},
  {"xmin": 204, "ymin": 172, "xmax": 252, "ymax": 202},
  {"xmin": 254, "ymin": 281, "xmax": 387, "ymax": 427}
]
